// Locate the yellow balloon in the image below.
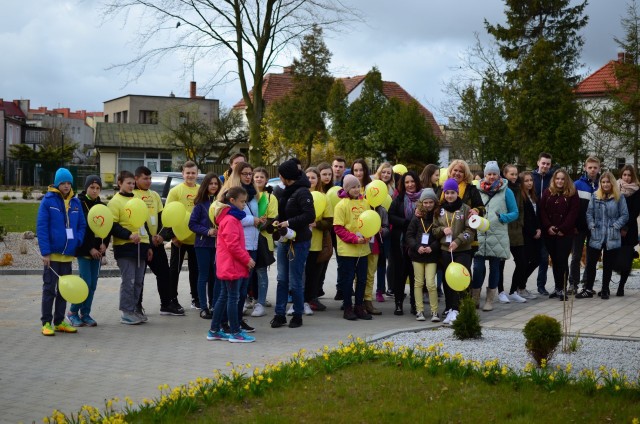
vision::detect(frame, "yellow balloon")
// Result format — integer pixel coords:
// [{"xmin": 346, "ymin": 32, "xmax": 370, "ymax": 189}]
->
[
  {"xmin": 381, "ymin": 194, "xmax": 392, "ymax": 211},
  {"xmin": 365, "ymin": 180, "xmax": 387, "ymax": 207},
  {"xmin": 392, "ymin": 164, "xmax": 408, "ymax": 175},
  {"xmin": 358, "ymin": 209, "xmax": 382, "ymax": 238},
  {"xmin": 87, "ymin": 204, "xmax": 113, "ymax": 239},
  {"xmin": 174, "ymin": 211, "xmax": 194, "ymax": 242},
  {"xmin": 125, "ymin": 198, "xmax": 149, "ymax": 229},
  {"xmin": 311, "ymin": 191, "xmax": 327, "ymax": 220},
  {"xmin": 439, "ymin": 168, "xmax": 449, "ymax": 186},
  {"xmin": 445, "ymin": 262, "xmax": 471, "ymax": 291},
  {"xmin": 209, "ymin": 201, "xmax": 221, "ymax": 227},
  {"xmin": 162, "ymin": 202, "xmax": 186, "ymax": 228},
  {"xmin": 58, "ymin": 275, "xmax": 89, "ymax": 304},
  {"xmin": 326, "ymin": 186, "xmax": 341, "ymax": 210}
]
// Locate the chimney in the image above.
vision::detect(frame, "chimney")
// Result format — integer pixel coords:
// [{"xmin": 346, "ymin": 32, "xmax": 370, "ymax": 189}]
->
[
  {"xmin": 283, "ymin": 65, "xmax": 294, "ymax": 75},
  {"xmin": 618, "ymin": 52, "xmax": 626, "ymax": 63},
  {"xmin": 190, "ymin": 81, "xmax": 196, "ymax": 99}
]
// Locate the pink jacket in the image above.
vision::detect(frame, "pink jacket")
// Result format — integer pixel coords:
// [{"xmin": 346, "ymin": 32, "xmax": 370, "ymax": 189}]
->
[{"xmin": 215, "ymin": 207, "xmax": 251, "ymax": 281}]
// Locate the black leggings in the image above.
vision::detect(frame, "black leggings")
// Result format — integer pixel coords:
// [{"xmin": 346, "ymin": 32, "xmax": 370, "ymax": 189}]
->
[
  {"xmin": 584, "ymin": 246, "xmax": 618, "ymax": 291},
  {"xmin": 544, "ymin": 236, "xmax": 573, "ymax": 291}
]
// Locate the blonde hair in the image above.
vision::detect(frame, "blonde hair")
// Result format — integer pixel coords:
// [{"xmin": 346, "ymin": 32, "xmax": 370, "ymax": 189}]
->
[
  {"xmin": 447, "ymin": 160, "xmax": 474, "ymax": 184},
  {"xmin": 374, "ymin": 162, "xmax": 395, "ymax": 192},
  {"xmin": 217, "ymin": 162, "xmax": 255, "ymax": 202},
  {"xmin": 548, "ymin": 169, "xmax": 576, "ymax": 197},
  {"xmin": 596, "ymin": 171, "xmax": 620, "ymax": 201}
]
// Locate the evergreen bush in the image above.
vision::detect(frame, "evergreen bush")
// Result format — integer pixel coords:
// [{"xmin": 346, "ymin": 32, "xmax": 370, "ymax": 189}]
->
[
  {"xmin": 523, "ymin": 314, "xmax": 562, "ymax": 366},
  {"xmin": 452, "ymin": 295, "xmax": 482, "ymax": 340}
]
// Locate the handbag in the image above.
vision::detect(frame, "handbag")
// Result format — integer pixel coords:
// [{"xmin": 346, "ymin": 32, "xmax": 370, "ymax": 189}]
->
[
  {"xmin": 613, "ymin": 245, "xmax": 635, "ymax": 275},
  {"xmin": 255, "ymin": 234, "xmax": 275, "ymax": 268},
  {"xmin": 316, "ymin": 230, "xmax": 333, "ymax": 263}
]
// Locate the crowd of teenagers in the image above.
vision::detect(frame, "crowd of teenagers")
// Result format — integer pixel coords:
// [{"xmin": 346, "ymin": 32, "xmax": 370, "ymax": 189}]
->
[{"xmin": 37, "ymin": 151, "xmax": 640, "ymax": 342}]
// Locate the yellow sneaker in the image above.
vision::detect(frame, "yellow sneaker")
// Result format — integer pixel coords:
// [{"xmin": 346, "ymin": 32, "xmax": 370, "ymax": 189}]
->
[
  {"xmin": 41, "ymin": 322, "xmax": 55, "ymax": 336},
  {"xmin": 54, "ymin": 321, "xmax": 78, "ymax": 333}
]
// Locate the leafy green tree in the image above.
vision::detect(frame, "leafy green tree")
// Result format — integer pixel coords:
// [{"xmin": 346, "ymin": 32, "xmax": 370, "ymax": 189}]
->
[{"xmin": 9, "ymin": 128, "xmax": 78, "ymax": 178}]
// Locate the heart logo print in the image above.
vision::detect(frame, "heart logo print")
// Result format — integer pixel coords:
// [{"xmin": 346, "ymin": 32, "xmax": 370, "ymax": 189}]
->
[{"xmin": 92, "ymin": 215, "xmax": 105, "ymax": 227}]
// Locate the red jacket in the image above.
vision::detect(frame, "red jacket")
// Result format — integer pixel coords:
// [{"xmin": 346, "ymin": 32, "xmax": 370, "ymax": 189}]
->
[
  {"xmin": 215, "ymin": 207, "xmax": 251, "ymax": 281},
  {"xmin": 539, "ymin": 190, "xmax": 579, "ymax": 238}
]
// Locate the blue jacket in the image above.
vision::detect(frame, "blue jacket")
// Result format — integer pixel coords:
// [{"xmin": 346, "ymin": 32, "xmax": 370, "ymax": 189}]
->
[
  {"xmin": 37, "ymin": 188, "xmax": 86, "ymax": 257},
  {"xmin": 532, "ymin": 168, "xmax": 553, "ymax": 199},
  {"xmin": 586, "ymin": 194, "xmax": 628, "ymax": 250},
  {"xmin": 188, "ymin": 197, "xmax": 217, "ymax": 249},
  {"xmin": 575, "ymin": 174, "xmax": 599, "ymax": 232}
]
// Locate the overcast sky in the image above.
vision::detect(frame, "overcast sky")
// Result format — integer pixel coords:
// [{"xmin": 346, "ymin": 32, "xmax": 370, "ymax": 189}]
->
[{"xmin": 0, "ymin": 0, "xmax": 631, "ymax": 122}]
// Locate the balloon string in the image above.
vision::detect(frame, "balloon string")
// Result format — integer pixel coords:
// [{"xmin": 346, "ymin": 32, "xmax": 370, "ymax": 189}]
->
[{"xmin": 48, "ymin": 265, "xmax": 61, "ymax": 278}]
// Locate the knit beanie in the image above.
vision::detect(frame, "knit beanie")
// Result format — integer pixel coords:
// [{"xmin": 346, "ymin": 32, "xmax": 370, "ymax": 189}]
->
[
  {"xmin": 54, "ymin": 168, "xmax": 73, "ymax": 187},
  {"xmin": 342, "ymin": 174, "xmax": 360, "ymax": 192},
  {"xmin": 278, "ymin": 159, "xmax": 301, "ymax": 180},
  {"xmin": 442, "ymin": 178, "xmax": 459, "ymax": 193},
  {"xmin": 84, "ymin": 174, "xmax": 102, "ymax": 191},
  {"xmin": 419, "ymin": 188, "xmax": 438, "ymax": 202},
  {"xmin": 484, "ymin": 161, "xmax": 500, "ymax": 175}
]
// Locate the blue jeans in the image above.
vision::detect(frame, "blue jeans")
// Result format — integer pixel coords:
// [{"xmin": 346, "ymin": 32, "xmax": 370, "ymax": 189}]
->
[
  {"xmin": 71, "ymin": 257, "xmax": 100, "ymax": 316},
  {"xmin": 255, "ymin": 266, "xmax": 269, "ymax": 306},
  {"xmin": 537, "ymin": 243, "xmax": 549, "ymax": 289},
  {"xmin": 275, "ymin": 240, "xmax": 310, "ymax": 317},
  {"xmin": 337, "ymin": 255, "xmax": 368, "ymax": 307},
  {"xmin": 211, "ymin": 279, "xmax": 241, "ymax": 334},
  {"xmin": 195, "ymin": 247, "xmax": 215, "ymax": 310},
  {"xmin": 472, "ymin": 255, "xmax": 501, "ymax": 289}
]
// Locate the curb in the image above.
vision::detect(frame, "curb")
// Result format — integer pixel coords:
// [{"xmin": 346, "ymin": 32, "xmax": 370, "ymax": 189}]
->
[{"xmin": 0, "ymin": 266, "xmax": 189, "ymax": 277}]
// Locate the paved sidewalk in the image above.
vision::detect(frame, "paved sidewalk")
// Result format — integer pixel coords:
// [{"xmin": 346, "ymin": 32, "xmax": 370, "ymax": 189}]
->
[{"xmin": 0, "ymin": 259, "xmax": 638, "ymax": 423}]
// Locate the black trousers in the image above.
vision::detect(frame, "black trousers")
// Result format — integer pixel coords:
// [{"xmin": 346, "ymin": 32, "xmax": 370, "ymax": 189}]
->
[
  {"xmin": 544, "ymin": 236, "xmax": 573, "ymax": 291},
  {"xmin": 304, "ymin": 251, "xmax": 322, "ymax": 302},
  {"xmin": 142, "ymin": 242, "xmax": 173, "ymax": 306},
  {"xmin": 170, "ymin": 243, "xmax": 199, "ymax": 302},
  {"xmin": 393, "ymin": 246, "xmax": 415, "ymax": 309},
  {"xmin": 584, "ymin": 245, "xmax": 618, "ymax": 291}
]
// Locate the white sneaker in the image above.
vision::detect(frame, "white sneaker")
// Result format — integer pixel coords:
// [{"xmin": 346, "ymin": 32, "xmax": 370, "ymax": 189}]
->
[
  {"xmin": 251, "ymin": 303, "xmax": 266, "ymax": 317},
  {"xmin": 303, "ymin": 302, "xmax": 314, "ymax": 316},
  {"xmin": 286, "ymin": 305, "xmax": 294, "ymax": 316},
  {"xmin": 431, "ymin": 311, "xmax": 440, "ymax": 322},
  {"xmin": 498, "ymin": 291, "xmax": 511, "ymax": 303},
  {"xmin": 442, "ymin": 309, "xmax": 453, "ymax": 325},
  {"xmin": 519, "ymin": 289, "xmax": 537, "ymax": 300},
  {"xmin": 416, "ymin": 311, "xmax": 426, "ymax": 321},
  {"xmin": 509, "ymin": 292, "xmax": 527, "ymax": 303},
  {"xmin": 446, "ymin": 310, "xmax": 458, "ymax": 324}
]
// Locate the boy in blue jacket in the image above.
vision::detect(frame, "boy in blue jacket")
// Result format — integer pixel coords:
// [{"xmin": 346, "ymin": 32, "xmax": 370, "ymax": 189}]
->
[{"xmin": 37, "ymin": 168, "xmax": 87, "ymax": 336}]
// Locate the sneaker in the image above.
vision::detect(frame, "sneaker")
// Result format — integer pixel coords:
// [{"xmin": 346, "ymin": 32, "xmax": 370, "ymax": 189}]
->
[
  {"xmin": 376, "ymin": 291, "xmax": 385, "ymax": 302},
  {"xmin": 518, "ymin": 289, "xmax": 537, "ymax": 300},
  {"xmin": 81, "ymin": 314, "xmax": 97, "ymax": 327},
  {"xmin": 160, "ymin": 302, "xmax": 186, "ymax": 316},
  {"xmin": 557, "ymin": 290, "xmax": 568, "ymax": 301},
  {"xmin": 66, "ymin": 312, "xmax": 85, "ymax": 327},
  {"xmin": 172, "ymin": 299, "xmax": 185, "ymax": 314},
  {"xmin": 431, "ymin": 312, "xmax": 441, "ymax": 322},
  {"xmin": 270, "ymin": 315, "xmax": 287, "ymax": 328},
  {"xmin": 191, "ymin": 299, "xmax": 201, "ymax": 310},
  {"xmin": 240, "ymin": 319, "xmax": 255, "ymax": 333},
  {"xmin": 228, "ymin": 331, "xmax": 255, "ymax": 343},
  {"xmin": 308, "ymin": 299, "xmax": 327, "ymax": 311},
  {"xmin": 222, "ymin": 322, "xmax": 231, "ymax": 334},
  {"xmin": 416, "ymin": 311, "xmax": 426, "ymax": 321},
  {"xmin": 334, "ymin": 290, "xmax": 344, "ymax": 301},
  {"xmin": 286, "ymin": 305, "xmax": 295, "ymax": 316},
  {"xmin": 54, "ymin": 321, "xmax": 78, "ymax": 333},
  {"xmin": 120, "ymin": 312, "xmax": 142, "ymax": 325},
  {"xmin": 264, "ymin": 300, "xmax": 272, "ymax": 307},
  {"xmin": 575, "ymin": 289, "xmax": 595, "ymax": 299},
  {"xmin": 200, "ymin": 309, "xmax": 213, "ymax": 319},
  {"xmin": 289, "ymin": 315, "xmax": 303, "ymax": 328},
  {"xmin": 41, "ymin": 322, "xmax": 55, "ymax": 336},
  {"xmin": 509, "ymin": 292, "xmax": 527, "ymax": 303},
  {"xmin": 442, "ymin": 309, "xmax": 453, "ymax": 325},
  {"xmin": 538, "ymin": 287, "xmax": 550, "ymax": 296},
  {"xmin": 548, "ymin": 289, "xmax": 559, "ymax": 299},
  {"xmin": 135, "ymin": 306, "xmax": 148, "ymax": 322},
  {"xmin": 445, "ymin": 310, "xmax": 458, "ymax": 325},
  {"xmin": 303, "ymin": 302, "xmax": 314, "ymax": 316},
  {"xmin": 251, "ymin": 303, "xmax": 266, "ymax": 317},
  {"xmin": 385, "ymin": 289, "xmax": 394, "ymax": 297},
  {"xmin": 498, "ymin": 291, "xmax": 511, "ymax": 303},
  {"xmin": 244, "ymin": 297, "xmax": 255, "ymax": 310},
  {"xmin": 206, "ymin": 330, "xmax": 230, "ymax": 341}
]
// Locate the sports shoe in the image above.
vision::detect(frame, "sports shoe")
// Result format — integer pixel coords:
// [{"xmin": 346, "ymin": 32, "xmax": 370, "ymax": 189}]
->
[
  {"xmin": 121, "ymin": 312, "xmax": 142, "ymax": 325},
  {"xmin": 54, "ymin": 321, "xmax": 78, "ymax": 333},
  {"xmin": 160, "ymin": 302, "xmax": 186, "ymax": 316},
  {"xmin": 518, "ymin": 289, "xmax": 537, "ymax": 300},
  {"xmin": 538, "ymin": 287, "xmax": 550, "ymax": 296},
  {"xmin": 222, "ymin": 322, "xmax": 231, "ymax": 334},
  {"xmin": 509, "ymin": 292, "xmax": 527, "ymax": 303},
  {"xmin": 264, "ymin": 300, "xmax": 272, "ymax": 307},
  {"xmin": 81, "ymin": 314, "xmax": 97, "ymax": 327},
  {"xmin": 575, "ymin": 289, "xmax": 594, "ymax": 299},
  {"xmin": 445, "ymin": 310, "xmax": 458, "ymax": 325},
  {"xmin": 200, "ymin": 308, "xmax": 213, "ymax": 319},
  {"xmin": 270, "ymin": 315, "xmax": 287, "ymax": 328},
  {"xmin": 251, "ymin": 303, "xmax": 266, "ymax": 317},
  {"xmin": 498, "ymin": 291, "xmax": 511, "ymax": 303},
  {"xmin": 303, "ymin": 302, "xmax": 314, "ymax": 316},
  {"xmin": 416, "ymin": 311, "xmax": 426, "ymax": 321},
  {"xmin": 385, "ymin": 289, "xmax": 394, "ymax": 297},
  {"xmin": 557, "ymin": 290, "xmax": 568, "ymax": 301},
  {"xmin": 172, "ymin": 299, "xmax": 185, "ymax": 314},
  {"xmin": 66, "ymin": 312, "xmax": 85, "ymax": 327},
  {"xmin": 308, "ymin": 299, "xmax": 327, "ymax": 311},
  {"xmin": 135, "ymin": 306, "xmax": 148, "ymax": 322},
  {"xmin": 228, "ymin": 331, "xmax": 255, "ymax": 343},
  {"xmin": 286, "ymin": 305, "xmax": 295, "ymax": 316},
  {"xmin": 289, "ymin": 315, "xmax": 303, "ymax": 328},
  {"xmin": 442, "ymin": 309, "xmax": 453, "ymax": 325},
  {"xmin": 41, "ymin": 322, "xmax": 55, "ymax": 336},
  {"xmin": 431, "ymin": 312, "xmax": 440, "ymax": 322},
  {"xmin": 334, "ymin": 290, "xmax": 344, "ymax": 301},
  {"xmin": 207, "ymin": 329, "xmax": 230, "ymax": 341},
  {"xmin": 240, "ymin": 319, "xmax": 255, "ymax": 333},
  {"xmin": 376, "ymin": 291, "xmax": 385, "ymax": 302},
  {"xmin": 191, "ymin": 299, "xmax": 201, "ymax": 310},
  {"xmin": 549, "ymin": 289, "xmax": 560, "ymax": 299}
]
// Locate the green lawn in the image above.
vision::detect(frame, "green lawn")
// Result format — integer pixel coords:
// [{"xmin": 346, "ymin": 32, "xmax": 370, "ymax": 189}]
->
[{"xmin": 0, "ymin": 202, "xmax": 40, "ymax": 232}]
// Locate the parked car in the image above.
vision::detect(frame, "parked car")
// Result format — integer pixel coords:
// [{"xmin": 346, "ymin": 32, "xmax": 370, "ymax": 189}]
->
[{"xmin": 150, "ymin": 172, "xmax": 207, "ymax": 204}]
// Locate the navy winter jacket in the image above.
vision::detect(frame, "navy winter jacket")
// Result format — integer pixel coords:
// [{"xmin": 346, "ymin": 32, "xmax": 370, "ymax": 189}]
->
[
  {"xmin": 37, "ymin": 189, "xmax": 86, "ymax": 257},
  {"xmin": 189, "ymin": 197, "xmax": 217, "ymax": 248},
  {"xmin": 574, "ymin": 174, "xmax": 599, "ymax": 232}
]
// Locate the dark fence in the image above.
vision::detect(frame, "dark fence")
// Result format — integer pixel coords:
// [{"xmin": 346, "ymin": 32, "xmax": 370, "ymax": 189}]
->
[{"xmin": 2, "ymin": 159, "xmax": 97, "ymax": 191}]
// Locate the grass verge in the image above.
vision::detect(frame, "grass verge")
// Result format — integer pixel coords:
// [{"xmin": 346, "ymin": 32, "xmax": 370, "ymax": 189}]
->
[{"xmin": 0, "ymin": 202, "xmax": 39, "ymax": 232}]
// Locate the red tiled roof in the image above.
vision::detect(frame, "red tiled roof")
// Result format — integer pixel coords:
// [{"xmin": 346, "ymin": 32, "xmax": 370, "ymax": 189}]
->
[
  {"xmin": 340, "ymin": 75, "xmax": 366, "ymax": 94},
  {"xmin": 0, "ymin": 99, "xmax": 26, "ymax": 119},
  {"xmin": 575, "ymin": 60, "xmax": 619, "ymax": 97},
  {"xmin": 233, "ymin": 72, "xmax": 295, "ymax": 108},
  {"xmin": 380, "ymin": 81, "xmax": 444, "ymax": 139},
  {"xmin": 29, "ymin": 106, "xmax": 103, "ymax": 120}
]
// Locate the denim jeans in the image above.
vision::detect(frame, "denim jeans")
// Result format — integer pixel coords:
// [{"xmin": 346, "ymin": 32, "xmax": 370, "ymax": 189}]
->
[
  {"xmin": 237, "ymin": 250, "xmax": 257, "ymax": 317},
  {"xmin": 276, "ymin": 240, "xmax": 310, "ymax": 317},
  {"xmin": 472, "ymin": 255, "xmax": 501, "ymax": 289},
  {"xmin": 117, "ymin": 257, "xmax": 146, "ymax": 313},
  {"xmin": 337, "ymin": 255, "xmax": 368, "ymax": 308},
  {"xmin": 71, "ymin": 257, "xmax": 100, "ymax": 316},
  {"xmin": 211, "ymin": 279, "xmax": 241, "ymax": 334},
  {"xmin": 255, "ymin": 266, "xmax": 269, "ymax": 306},
  {"xmin": 194, "ymin": 247, "xmax": 215, "ymax": 310}
]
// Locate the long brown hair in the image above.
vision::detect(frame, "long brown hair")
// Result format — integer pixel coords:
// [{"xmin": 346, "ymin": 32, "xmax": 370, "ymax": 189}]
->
[
  {"xmin": 519, "ymin": 171, "xmax": 537, "ymax": 203},
  {"xmin": 194, "ymin": 172, "xmax": 221, "ymax": 204},
  {"xmin": 419, "ymin": 164, "xmax": 439, "ymax": 189},
  {"xmin": 548, "ymin": 169, "xmax": 576, "ymax": 197}
]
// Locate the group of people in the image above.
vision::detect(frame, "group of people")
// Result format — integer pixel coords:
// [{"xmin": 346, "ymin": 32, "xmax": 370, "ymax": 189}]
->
[{"xmin": 37, "ymin": 151, "xmax": 640, "ymax": 340}]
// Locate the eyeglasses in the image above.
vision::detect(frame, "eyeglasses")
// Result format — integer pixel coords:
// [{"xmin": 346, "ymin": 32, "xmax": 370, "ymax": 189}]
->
[{"xmin": 241, "ymin": 172, "xmax": 254, "ymax": 177}]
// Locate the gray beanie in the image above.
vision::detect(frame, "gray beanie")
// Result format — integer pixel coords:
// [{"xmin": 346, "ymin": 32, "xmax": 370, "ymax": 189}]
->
[
  {"xmin": 419, "ymin": 188, "xmax": 438, "ymax": 203},
  {"xmin": 84, "ymin": 174, "xmax": 102, "ymax": 191},
  {"xmin": 484, "ymin": 161, "xmax": 500, "ymax": 175}
]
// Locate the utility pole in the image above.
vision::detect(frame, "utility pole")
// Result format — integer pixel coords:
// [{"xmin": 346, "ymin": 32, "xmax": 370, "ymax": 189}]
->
[{"xmin": 480, "ymin": 135, "xmax": 486, "ymax": 166}]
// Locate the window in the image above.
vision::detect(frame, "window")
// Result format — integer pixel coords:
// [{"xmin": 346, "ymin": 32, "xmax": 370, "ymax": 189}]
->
[
  {"xmin": 118, "ymin": 152, "xmax": 172, "ymax": 174},
  {"xmin": 115, "ymin": 112, "xmax": 122, "ymax": 123},
  {"xmin": 179, "ymin": 112, "xmax": 188, "ymax": 125},
  {"xmin": 617, "ymin": 158, "xmax": 626, "ymax": 169},
  {"xmin": 123, "ymin": 110, "xmax": 128, "ymax": 124},
  {"xmin": 104, "ymin": 115, "xmax": 109, "ymax": 123},
  {"xmin": 139, "ymin": 110, "xmax": 158, "ymax": 124}
]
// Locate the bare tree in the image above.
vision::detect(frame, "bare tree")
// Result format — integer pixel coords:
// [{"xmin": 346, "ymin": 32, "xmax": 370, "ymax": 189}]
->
[{"xmin": 102, "ymin": 0, "xmax": 357, "ymax": 165}]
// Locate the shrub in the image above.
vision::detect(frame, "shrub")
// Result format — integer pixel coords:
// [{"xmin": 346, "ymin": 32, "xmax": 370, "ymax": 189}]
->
[
  {"xmin": 2, "ymin": 195, "xmax": 10, "ymax": 201},
  {"xmin": 22, "ymin": 186, "xmax": 32, "ymax": 199},
  {"xmin": 452, "ymin": 295, "xmax": 482, "ymax": 340},
  {"xmin": 523, "ymin": 315, "xmax": 562, "ymax": 367}
]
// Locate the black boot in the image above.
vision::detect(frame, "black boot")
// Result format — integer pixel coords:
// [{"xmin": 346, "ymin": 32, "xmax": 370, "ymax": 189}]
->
[
  {"xmin": 601, "ymin": 282, "xmax": 610, "ymax": 300},
  {"xmin": 617, "ymin": 277, "xmax": 627, "ymax": 297},
  {"xmin": 394, "ymin": 302, "xmax": 404, "ymax": 316}
]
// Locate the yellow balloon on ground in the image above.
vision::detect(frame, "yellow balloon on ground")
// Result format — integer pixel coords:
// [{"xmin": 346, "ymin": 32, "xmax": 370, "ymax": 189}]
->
[
  {"xmin": 381, "ymin": 194, "xmax": 392, "ymax": 211},
  {"xmin": 445, "ymin": 262, "xmax": 471, "ymax": 291},
  {"xmin": 125, "ymin": 198, "xmax": 149, "ymax": 229},
  {"xmin": 365, "ymin": 180, "xmax": 387, "ymax": 207},
  {"xmin": 358, "ymin": 210, "xmax": 382, "ymax": 238},
  {"xmin": 174, "ymin": 212, "xmax": 194, "ymax": 242},
  {"xmin": 326, "ymin": 186, "xmax": 341, "ymax": 210},
  {"xmin": 392, "ymin": 164, "xmax": 408, "ymax": 175},
  {"xmin": 439, "ymin": 168, "xmax": 449, "ymax": 186},
  {"xmin": 87, "ymin": 204, "xmax": 113, "ymax": 239},
  {"xmin": 59, "ymin": 275, "xmax": 89, "ymax": 304},
  {"xmin": 162, "ymin": 202, "xmax": 186, "ymax": 227},
  {"xmin": 311, "ymin": 191, "xmax": 327, "ymax": 220}
]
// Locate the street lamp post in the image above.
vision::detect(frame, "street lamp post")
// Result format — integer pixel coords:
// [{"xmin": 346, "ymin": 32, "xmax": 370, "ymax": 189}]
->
[{"xmin": 480, "ymin": 135, "xmax": 486, "ymax": 166}]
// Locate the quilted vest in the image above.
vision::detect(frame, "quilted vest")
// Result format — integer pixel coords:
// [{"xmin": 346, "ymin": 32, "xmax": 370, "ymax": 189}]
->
[{"xmin": 477, "ymin": 180, "xmax": 511, "ymax": 259}]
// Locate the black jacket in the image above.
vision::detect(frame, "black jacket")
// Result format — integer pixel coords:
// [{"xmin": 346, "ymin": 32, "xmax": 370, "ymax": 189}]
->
[
  {"xmin": 277, "ymin": 177, "xmax": 315, "ymax": 242},
  {"xmin": 76, "ymin": 192, "xmax": 111, "ymax": 257},
  {"xmin": 405, "ymin": 212, "xmax": 440, "ymax": 263},
  {"xmin": 622, "ymin": 188, "xmax": 640, "ymax": 246}
]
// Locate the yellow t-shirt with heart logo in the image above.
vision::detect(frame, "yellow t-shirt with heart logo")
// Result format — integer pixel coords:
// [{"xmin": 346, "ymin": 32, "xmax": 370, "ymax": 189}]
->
[{"xmin": 333, "ymin": 197, "xmax": 371, "ymax": 257}]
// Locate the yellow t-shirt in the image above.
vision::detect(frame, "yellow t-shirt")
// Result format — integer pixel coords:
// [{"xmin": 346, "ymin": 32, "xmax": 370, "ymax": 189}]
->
[
  {"xmin": 107, "ymin": 193, "xmax": 151, "ymax": 246},
  {"xmin": 310, "ymin": 192, "xmax": 333, "ymax": 252},
  {"xmin": 133, "ymin": 189, "xmax": 163, "ymax": 236},
  {"xmin": 258, "ymin": 192, "xmax": 279, "ymax": 252},
  {"xmin": 333, "ymin": 197, "xmax": 371, "ymax": 257},
  {"xmin": 166, "ymin": 182, "xmax": 199, "ymax": 244}
]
